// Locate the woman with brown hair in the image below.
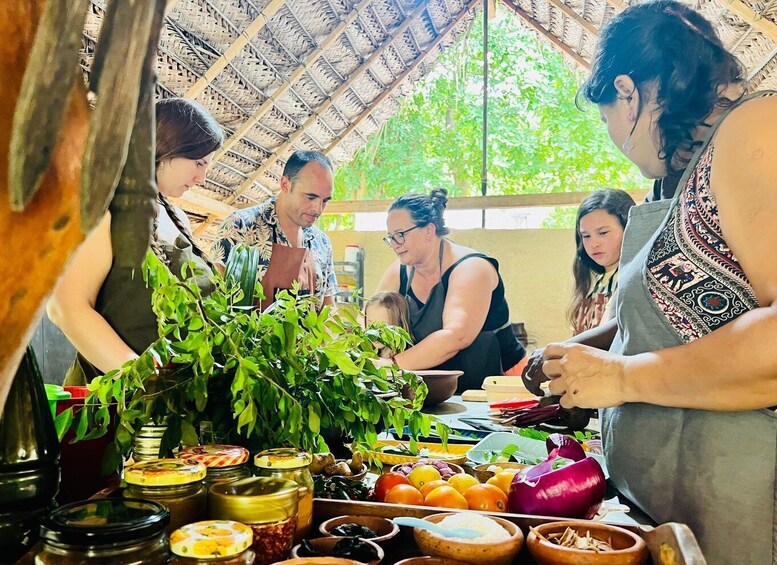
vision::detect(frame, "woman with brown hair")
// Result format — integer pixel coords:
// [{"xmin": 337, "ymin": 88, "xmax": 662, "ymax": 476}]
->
[{"xmin": 48, "ymin": 98, "xmax": 223, "ymax": 385}]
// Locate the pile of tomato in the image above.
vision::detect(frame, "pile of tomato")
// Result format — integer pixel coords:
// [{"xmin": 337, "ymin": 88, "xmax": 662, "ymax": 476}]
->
[{"xmin": 373, "ymin": 463, "xmax": 520, "ymax": 513}]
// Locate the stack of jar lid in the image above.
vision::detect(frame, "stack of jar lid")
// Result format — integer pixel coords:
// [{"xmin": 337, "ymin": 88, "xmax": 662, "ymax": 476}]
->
[{"xmin": 131, "ymin": 425, "xmax": 169, "ymax": 462}]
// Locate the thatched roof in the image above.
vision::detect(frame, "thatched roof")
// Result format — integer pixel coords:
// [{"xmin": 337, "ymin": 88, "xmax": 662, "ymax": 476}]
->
[{"xmin": 81, "ymin": 0, "xmax": 777, "ymax": 239}]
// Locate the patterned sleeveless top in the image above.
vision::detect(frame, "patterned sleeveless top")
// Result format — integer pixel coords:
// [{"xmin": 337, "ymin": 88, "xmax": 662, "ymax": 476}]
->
[{"xmin": 645, "ymin": 140, "xmax": 758, "ymax": 343}]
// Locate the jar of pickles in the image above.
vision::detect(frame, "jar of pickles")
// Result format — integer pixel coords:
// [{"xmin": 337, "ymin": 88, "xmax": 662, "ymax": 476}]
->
[
  {"xmin": 34, "ymin": 498, "xmax": 169, "ymax": 565},
  {"xmin": 253, "ymin": 448, "xmax": 313, "ymax": 541},
  {"xmin": 168, "ymin": 520, "xmax": 255, "ymax": 564},
  {"xmin": 178, "ymin": 445, "xmax": 251, "ymax": 489},
  {"xmin": 209, "ymin": 477, "xmax": 298, "ymax": 565},
  {"xmin": 123, "ymin": 458, "xmax": 207, "ymax": 533}
]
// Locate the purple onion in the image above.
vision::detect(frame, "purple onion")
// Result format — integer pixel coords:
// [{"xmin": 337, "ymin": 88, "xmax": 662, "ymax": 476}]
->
[
  {"xmin": 508, "ymin": 456, "xmax": 606, "ymax": 519},
  {"xmin": 546, "ymin": 433, "xmax": 586, "ymax": 462}
]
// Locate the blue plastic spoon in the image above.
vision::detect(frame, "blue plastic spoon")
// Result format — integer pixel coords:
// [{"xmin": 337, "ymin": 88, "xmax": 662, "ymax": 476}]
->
[{"xmin": 392, "ymin": 517, "xmax": 482, "ymax": 539}]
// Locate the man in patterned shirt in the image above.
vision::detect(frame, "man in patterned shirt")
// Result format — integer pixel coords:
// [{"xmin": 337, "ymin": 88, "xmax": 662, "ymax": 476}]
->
[{"xmin": 212, "ymin": 150, "xmax": 338, "ymax": 309}]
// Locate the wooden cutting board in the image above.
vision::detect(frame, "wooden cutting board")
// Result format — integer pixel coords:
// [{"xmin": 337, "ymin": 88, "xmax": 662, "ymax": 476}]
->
[{"xmin": 461, "ymin": 389, "xmax": 488, "ymax": 402}]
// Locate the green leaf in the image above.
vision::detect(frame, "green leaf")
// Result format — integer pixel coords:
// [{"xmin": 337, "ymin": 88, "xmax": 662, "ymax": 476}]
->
[{"xmin": 308, "ymin": 406, "xmax": 320, "ymax": 434}]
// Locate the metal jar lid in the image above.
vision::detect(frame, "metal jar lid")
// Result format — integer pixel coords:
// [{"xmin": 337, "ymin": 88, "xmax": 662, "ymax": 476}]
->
[
  {"xmin": 209, "ymin": 477, "xmax": 299, "ymax": 524},
  {"xmin": 124, "ymin": 458, "xmax": 207, "ymax": 487},
  {"xmin": 178, "ymin": 444, "xmax": 249, "ymax": 468},
  {"xmin": 254, "ymin": 448, "xmax": 312, "ymax": 470},
  {"xmin": 170, "ymin": 520, "xmax": 253, "ymax": 558}
]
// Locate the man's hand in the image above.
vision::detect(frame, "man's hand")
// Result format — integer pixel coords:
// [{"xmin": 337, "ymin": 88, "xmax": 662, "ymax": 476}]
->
[{"xmin": 542, "ymin": 343, "xmax": 629, "ymax": 409}]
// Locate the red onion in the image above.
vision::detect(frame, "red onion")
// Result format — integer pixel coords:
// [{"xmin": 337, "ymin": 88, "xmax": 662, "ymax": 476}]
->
[
  {"xmin": 508, "ymin": 455, "xmax": 606, "ymax": 519},
  {"xmin": 546, "ymin": 433, "xmax": 586, "ymax": 462}
]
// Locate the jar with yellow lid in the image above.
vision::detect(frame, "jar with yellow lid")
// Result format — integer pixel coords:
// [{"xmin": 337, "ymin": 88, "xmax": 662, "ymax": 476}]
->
[
  {"xmin": 167, "ymin": 520, "xmax": 255, "ymax": 564},
  {"xmin": 209, "ymin": 477, "xmax": 298, "ymax": 565},
  {"xmin": 123, "ymin": 458, "xmax": 207, "ymax": 533},
  {"xmin": 178, "ymin": 445, "xmax": 251, "ymax": 489},
  {"xmin": 254, "ymin": 448, "xmax": 313, "ymax": 541}
]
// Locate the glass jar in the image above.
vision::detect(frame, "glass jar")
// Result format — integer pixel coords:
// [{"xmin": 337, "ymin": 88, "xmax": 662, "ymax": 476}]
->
[
  {"xmin": 123, "ymin": 458, "xmax": 207, "ymax": 533},
  {"xmin": 178, "ymin": 445, "xmax": 251, "ymax": 489},
  {"xmin": 209, "ymin": 477, "xmax": 298, "ymax": 565},
  {"xmin": 34, "ymin": 498, "xmax": 169, "ymax": 565},
  {"xmin": 131, "ymin": 424, "xmax": 168, "ymax": 462},
  {"xmin": 167, "ymin": 520, "xmax": 255, "ymax": 564},
  {"xmin": 254, "ymin": 448, "xmax": 313, "ymax": 541}
]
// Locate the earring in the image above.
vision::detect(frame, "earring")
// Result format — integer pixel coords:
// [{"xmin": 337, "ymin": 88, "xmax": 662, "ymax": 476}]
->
[{"xmin": 622, "ymin": 132, "xmax": 635, "ymax": 155}]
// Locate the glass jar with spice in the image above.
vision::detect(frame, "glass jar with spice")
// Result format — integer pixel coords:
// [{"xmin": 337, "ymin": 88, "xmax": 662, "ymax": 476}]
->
[
  {"xmin": 34, "ymin": 498, "xmax": 169, "ymax": 565},
  {"xmin": 167, "ymin": 520, "xmax": 255, "ymax": 564},
  {"xmin": 123, "ymin": 458, "xmax": 207, "ymax": 533},
  {"xmin": 178, "ymin": 445, "xmax": 251, "ymax": 489},
  {"xmin": 209, "ymin": 477, "xmax": 298, "ymax": 565},
  {"xmin": 253, "ymin": 448, "xmax": 314, "ymax": 541}
]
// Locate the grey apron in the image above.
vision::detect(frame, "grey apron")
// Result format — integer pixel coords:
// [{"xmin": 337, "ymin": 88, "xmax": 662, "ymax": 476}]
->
[{"xmin": 603, "ymin": 92, "xmax": 777, "ymax": 565}]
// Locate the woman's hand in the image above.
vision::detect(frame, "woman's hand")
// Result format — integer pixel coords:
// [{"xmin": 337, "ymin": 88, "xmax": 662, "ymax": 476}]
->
[
  {"xmin": 521, "ymin": 348, "xmax": 547, "ymax": 396},
  {"xmin": 542, "ymin": 343, "xmax": 629, "ymax": 409}
]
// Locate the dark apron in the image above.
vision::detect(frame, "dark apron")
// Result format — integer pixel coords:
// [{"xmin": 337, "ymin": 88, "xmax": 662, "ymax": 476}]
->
[
  {"xmin": 403, "ymin": 243, "xmax": 513, "ymax": 393},
  {"xmin": 603, "ymin": 92, "xmax": 777, "ymax": 565},
  {"xmin": 259, "ymin": 242, "xmax": 317, "ymax": 311}
]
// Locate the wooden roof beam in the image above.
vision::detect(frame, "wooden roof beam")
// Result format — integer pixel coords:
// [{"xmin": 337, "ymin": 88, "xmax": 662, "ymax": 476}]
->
[
  {"xmin": 173, "ymin": 190, "xmax": 235, "ymax": 220},
  {"xmin": 322, "ymin": 190, "xmax": 650, "ymax": 214},
  {"xmin": 212, "ymin": 0, "xmax": 377, "ymax": 162},
  {"xmin": 184, "ymin": 0, "xmax": 285, "ymax": 100},
  {"xmin": 501, "ymin": 0, "xmax": 591, "ymax": 70},
  {"xmin": 544, "ymin": 0, "xmax": 599, "ymax": 36},
  {"xmin": 326, "ymin": 0, "xmax": 479, "ymax": 155},
  {"xmin": 715, "ymin": 0, "xmax": 777, "ymax": 43},
  {"xmin": 225, "ymin": 1, "xmax": 433, "ymax": 205}
]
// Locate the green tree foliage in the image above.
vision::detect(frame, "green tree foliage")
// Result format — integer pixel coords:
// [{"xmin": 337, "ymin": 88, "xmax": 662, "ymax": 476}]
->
[{"xmin": 333, "ymin": 10, "xmax": 647, "ymax": 204}]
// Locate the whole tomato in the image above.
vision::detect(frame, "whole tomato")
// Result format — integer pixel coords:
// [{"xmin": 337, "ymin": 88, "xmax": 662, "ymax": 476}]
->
[
  {"xmin": 374, "ymin": 472, "xmax": 412, "ymax": 502},
  {"xmin": 384, "ymin": 484, "xmax": 424, "ymax": 506}
]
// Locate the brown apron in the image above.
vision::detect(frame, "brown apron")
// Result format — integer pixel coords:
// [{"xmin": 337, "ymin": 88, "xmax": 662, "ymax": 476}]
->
[
  {"xmin": 573, "ymin": 272, "xmax": 616, "ymax": 336},
  {"xmin": 259, "ymin": 242, "xmax": 317, "ymax": 311}
]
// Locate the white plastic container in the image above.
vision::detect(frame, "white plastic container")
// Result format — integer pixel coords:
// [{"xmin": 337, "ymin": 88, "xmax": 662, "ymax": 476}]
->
[{"xmin": 482, "ymin": 376, "xmax": 536, "ymax": 403}]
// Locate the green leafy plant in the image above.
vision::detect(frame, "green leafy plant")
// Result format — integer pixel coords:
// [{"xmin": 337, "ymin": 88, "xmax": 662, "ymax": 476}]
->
[{"xmin": 73, "ymin": 250, "xmax": 446, "ymax": 472}]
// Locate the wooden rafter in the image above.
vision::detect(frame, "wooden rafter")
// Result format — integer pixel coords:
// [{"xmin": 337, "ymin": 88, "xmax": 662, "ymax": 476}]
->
[
  {"xmin": 715, "ymin": 0, "xmax": 777, "ymax": 43},
  {"xmin": 544, "ymin": 0, "xmax": 599, "ymax": 36},
  {"xmin": 322, "ymin": 190, "xmax": 650, "ymax": 215},
  {"xmin": 173, "ymin": 190, "xmax": 235, "ymax": 220},
  {"xmin": 749, "ymin": 43, "xmax": 777, "ymax": 85},
  {"xmin": 224, "ymin": 1, "xmax": 432, "ymax": 205},
  {"xmin": 184, "ymin": 0, "xmax": 285, "ymax": 100},
  {"xmin": 212, "ymin": 0, "xmax": 377, "ymax": 163},
  {"xmin": 326, "ymin": 0, "xmax": 480, "ymax": 155},
  {"xmin": 501, "ymin": 0, "xmax": 591, "ymax": 69}
]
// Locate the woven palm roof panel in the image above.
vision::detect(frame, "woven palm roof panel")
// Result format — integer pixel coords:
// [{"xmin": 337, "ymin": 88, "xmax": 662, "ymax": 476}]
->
[{"xmin": 80, "ymin": 0, "xmax": 777, "ymax": 238}]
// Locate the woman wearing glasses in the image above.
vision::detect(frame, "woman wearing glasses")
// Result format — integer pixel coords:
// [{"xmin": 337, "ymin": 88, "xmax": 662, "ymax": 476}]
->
[{"xmin": 375, "ymin": 188, "xmax": 525, "ymax": 392}]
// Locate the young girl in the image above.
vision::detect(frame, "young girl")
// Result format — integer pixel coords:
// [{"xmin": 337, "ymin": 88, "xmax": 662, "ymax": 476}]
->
[
  {"xmin": 569, "ymin": 189, "xmax": 636, "ymax": 335},
  {"xmin": 364, "ymin": 292, "xmax": 413, "ymax": 358},
  {"xmin": 48, "ymin": 98, "xmax": 223, "ymax": 384}
]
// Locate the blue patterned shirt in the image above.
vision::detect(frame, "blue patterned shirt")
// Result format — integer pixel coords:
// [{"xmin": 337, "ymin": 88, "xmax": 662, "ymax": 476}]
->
[{"xmin": 212, "ymin": 198, "xmax": 338, "ymax": 302}]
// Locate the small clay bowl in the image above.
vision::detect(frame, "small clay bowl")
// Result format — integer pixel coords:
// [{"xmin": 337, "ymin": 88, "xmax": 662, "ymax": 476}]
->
[
  {"xmin": 291, "ymin": 536, "xmax": 384, "ymax": 565},
  {"xmin": 319, "ymin": 514, "xmax": 399, "ymax": 547},
  {"xmin": 274, "ymin": 559, "xmax": 362, "ymax": 565},
  {"xmin": 413, "ymin": 512, "xmax": 524, "ymax": 565},
  {"xmin": 527, "ymin": 520, "xmax": 649, "ymax": 565},
  {"xmin": 473, "ymin": 462, "xmax": 528, "ymax": 483},
  {"xmin": 389, "ymin": 462, "xmax": 465, "ymax": 476},
  {"xmin": 394, "ymin": 558, "xmax": 471, "ymax": 565},
  {"xmin": 314, "ymin": 461, "xmax": 369, "ymax": 482}
]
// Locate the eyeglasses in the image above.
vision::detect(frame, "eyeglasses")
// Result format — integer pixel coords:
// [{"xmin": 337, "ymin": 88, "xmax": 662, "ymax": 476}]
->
[{"xmin": 383, "ymin": 225, "xmax": 421, "ymax": 247}]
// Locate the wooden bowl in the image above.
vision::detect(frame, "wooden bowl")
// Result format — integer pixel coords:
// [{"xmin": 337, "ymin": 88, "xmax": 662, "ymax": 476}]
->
[
  {"xmin": 394, "ymin": 558, "xmax": 471, "ymax": 565},
  {"xmin": 527, "ymin": 521, "xmax": 649, "ymax": 565},
  {"xmin": 314, "ymin": 461, "xmax": 369, "ymax": 482},
  {"xmin": 319, "ymin": 514, "xmax": 399, "ymax": 546},
  {"xmin": 389, "ymin": 462, "xmax": 465, "ymax": 476},
  {"xmin": 291, "ymin": 536, "xmax": 384, "ymax": 565},
  {"xmin": 473, "ymin": 462, "xmax": 528, "ymax": 483},
  {"xmin": 412, "ymin": 512, "xmax": 524, "ymax": 565},
  {"xmin": 414, "ymin": 370, "xmax": 463, "ymax": 406}
]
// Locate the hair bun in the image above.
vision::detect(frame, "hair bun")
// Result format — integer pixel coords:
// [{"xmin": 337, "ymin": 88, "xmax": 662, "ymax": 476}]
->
[{"xmin": 430, "ymin": 187, "xmax": 448, "ymax": 210}]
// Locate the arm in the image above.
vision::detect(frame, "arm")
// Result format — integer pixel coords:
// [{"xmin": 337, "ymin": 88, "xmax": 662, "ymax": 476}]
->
[
  {"xmin": 375, "ymin": 260, "xmax": 401, "ymax": 294},
  {"xmin": 394, "ymin": 257, "xmax": 497, "ymax": 369},
  {"xmin": 545, "ymin": 96, "xmax": 777, "ymax": 411},
  {"xmin": 321, "ymin": 237, "xmax": 338, "ymax": 309},
  {"xmin": 46, "ymin": 214, "xmax": 139, "ymax": 373}
]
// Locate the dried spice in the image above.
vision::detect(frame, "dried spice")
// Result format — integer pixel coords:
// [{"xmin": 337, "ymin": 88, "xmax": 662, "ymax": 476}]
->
[
  {"xmin": 532, "ymin": 526, "xmax": 615, "ymax": 553},
  {"xmin": 330, "ymin": 523, "xmax": 378, "ymax": 539},
  {"xmin": 249, "ymin": 517, "xmax": 297, "ymax": 565}
]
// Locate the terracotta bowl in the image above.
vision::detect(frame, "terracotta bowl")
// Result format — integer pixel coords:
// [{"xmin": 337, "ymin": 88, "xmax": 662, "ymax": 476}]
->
[
  {"xmin": 407, "ymin": 370, "xmax": 463, "ymax": 406},
  {"xmin": 394, "ymin": 557, "xmax": 471, "ymax": 565},
  {"xmin": 472, "ymin": 462, "xmax": 528, "ymax": 483},
  {"xmin": 526, "ymin": 521, "xmax": 649, "ymax": 565},
  {"xmin": 291, "ymin": 536, "xmax": 384, "ymax": 565},
  {"xmin": 318, "ymin": 514, "xmax": 399, "ymax": 546},
  {"xmin": 389, "ymin": 462, "xmax": 465, "ymax": 476},
  {"xmin": 413, "ymin": 512, "xmax": 524, "ymax": 565}
]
